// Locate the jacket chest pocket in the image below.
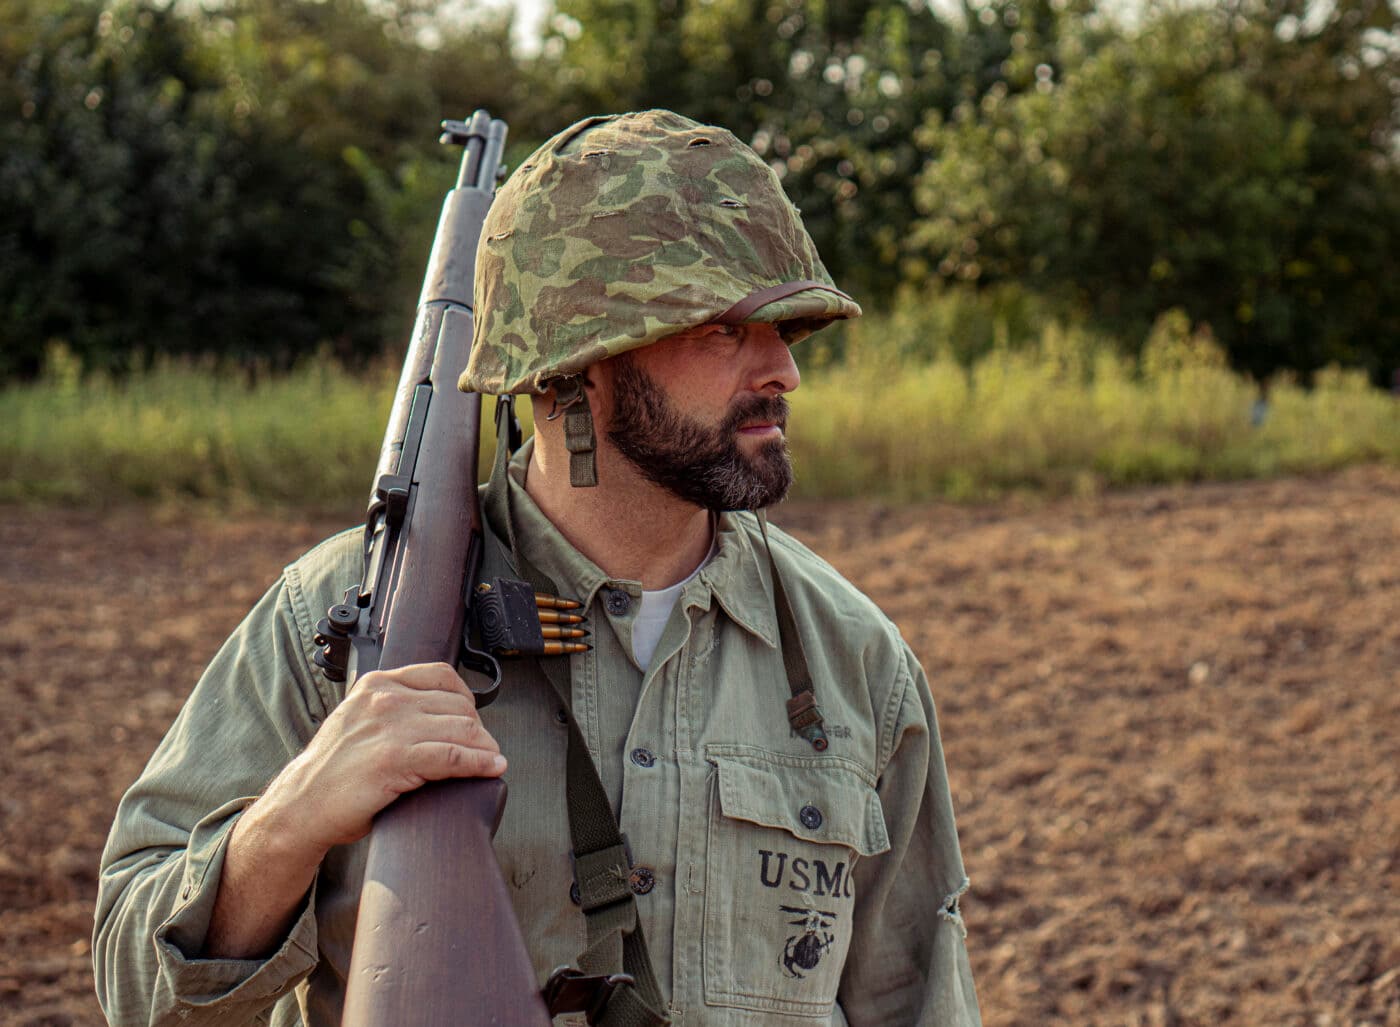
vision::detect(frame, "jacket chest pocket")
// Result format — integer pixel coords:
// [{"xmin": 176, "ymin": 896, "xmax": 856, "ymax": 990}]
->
[{"xmin": 701, "ymin": 745, "xmax": 890, "ymax": 1019}]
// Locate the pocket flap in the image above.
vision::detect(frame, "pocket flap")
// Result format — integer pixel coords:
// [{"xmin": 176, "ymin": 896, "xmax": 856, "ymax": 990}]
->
[{"xmin": 707, "ymin": 746, "xmax": 890, "ymax": 857}]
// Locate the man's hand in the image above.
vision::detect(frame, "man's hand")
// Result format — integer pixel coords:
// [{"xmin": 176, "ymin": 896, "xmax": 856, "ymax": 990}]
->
[
  {"xmin": 264, "ymin": 660, "xmax": 506, "ymax": 854},
  {"xmin": 204, "ymin": 662, "xmax": 505, "ymax": 958}
]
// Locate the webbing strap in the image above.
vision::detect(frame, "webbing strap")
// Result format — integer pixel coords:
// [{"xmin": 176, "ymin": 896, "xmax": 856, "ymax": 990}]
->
[
  {"xmin": 484, "ymin": 403, "xmax": 668, "ymax": 1027},
  {"xmin": 550, "ymin": 376, "xmax": 599, "ymax": 488},
  {"xmin": 574, "ymin": 842, "xmax": 633, "ymax": 914},
  {"xmin": 756, "ymin": 510, "xmax": 828, "ymax": 752}
]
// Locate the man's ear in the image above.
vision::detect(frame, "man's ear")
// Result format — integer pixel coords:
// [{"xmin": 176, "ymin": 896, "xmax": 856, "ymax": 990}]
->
[{"xmin": 581, "ymin": 361, "xmax": 616, "ymax": 431}]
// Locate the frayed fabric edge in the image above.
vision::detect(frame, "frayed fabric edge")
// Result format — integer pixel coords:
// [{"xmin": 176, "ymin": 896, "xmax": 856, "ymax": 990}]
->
[{"xmin": 937, "ymin": 877, "xmax": 971, "ymax": 939}]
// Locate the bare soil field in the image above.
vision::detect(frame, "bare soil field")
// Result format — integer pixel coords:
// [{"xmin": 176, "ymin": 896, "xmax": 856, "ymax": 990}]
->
[{"xmin": 2, "ymin": 468, "xmax": 1397, "ymax": 1026}]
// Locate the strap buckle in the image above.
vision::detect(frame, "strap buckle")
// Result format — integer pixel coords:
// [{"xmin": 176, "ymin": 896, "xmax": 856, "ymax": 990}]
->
[
  {"xmin": 570, "ymin": 836, "xmax": 634, "ymax": 913},
  {"xmin": 786, "ymin": 690, "xmax": 829, "ymax": 752},
  {"xmin": 546, "ymin": 375, "xmax": 587, "ymax": 421},
  {"xmin": 543, "ymin": 966, "xmax": 636, "ymax": 1024}
]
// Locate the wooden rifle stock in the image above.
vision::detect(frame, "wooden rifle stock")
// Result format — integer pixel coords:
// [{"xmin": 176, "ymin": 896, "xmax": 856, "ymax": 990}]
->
[{"xmin": 337, "ymin": 111, "xmax": 552, "ymax": 1026}]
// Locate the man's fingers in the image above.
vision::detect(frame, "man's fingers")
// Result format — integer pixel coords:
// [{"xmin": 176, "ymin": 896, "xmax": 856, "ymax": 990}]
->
[
  {"xmin": 367, "ymin": 662, "xmax": 476, "ymax": 700},
  {"xmin": 404, "ymin": 691, "xmax": 478, "ymax": 719},
  {"xmin": 408, "ymin": 742, "xmax": 508, "ymax": 781},
  {"xmin": 414, "ymin": 712, "xmax": 501, "ymax": 753},
  {"xmin": 366, "ymin": 660, "xmax": 476, "ymax": 699}
]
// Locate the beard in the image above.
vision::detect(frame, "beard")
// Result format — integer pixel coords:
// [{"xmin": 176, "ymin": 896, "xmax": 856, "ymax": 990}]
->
[{"xmin": 605, "ymin": 355, "xmax": 794, "ymax": 512}]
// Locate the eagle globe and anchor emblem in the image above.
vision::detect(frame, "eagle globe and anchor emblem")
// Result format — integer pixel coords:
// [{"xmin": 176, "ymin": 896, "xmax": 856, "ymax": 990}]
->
[{"xmin": 779, "ymin": 905, "xmax": 839, "ymax": 978}]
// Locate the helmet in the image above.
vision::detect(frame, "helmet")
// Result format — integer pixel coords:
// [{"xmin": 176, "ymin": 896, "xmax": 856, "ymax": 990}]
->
[{"xmin": 459, "ymin": 109, "xmax": 861, "ymax": 396}]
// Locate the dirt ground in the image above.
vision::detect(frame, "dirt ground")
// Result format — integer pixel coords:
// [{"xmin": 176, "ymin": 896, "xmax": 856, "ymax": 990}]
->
[{"xmin": 2, "ymin": 467, "xmax": 1397, "ymax": 1026}]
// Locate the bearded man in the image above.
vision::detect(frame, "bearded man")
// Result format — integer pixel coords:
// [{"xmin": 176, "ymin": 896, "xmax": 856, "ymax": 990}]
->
[{"xmin": 95, "ymin": 110, "xmax": 981, "ymax": 1026}]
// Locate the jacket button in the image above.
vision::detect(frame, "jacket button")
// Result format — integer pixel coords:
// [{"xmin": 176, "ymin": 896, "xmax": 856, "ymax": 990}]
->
[
  {"xmin": 799, "ymin": 804, "xmax": 823, "ymax": 830},
  {"xmin": 605, "ymin": 589, "xmax": 632, "ymax": 616},
  {"xmin": 629, "ymin": 866, "xmax": 655, "ymax": 895},
  {"xmin": 554, "ymin": 706, "xmax": 569, "ymax": 726},
  {"xmin": 569, "ymin": 881, "xmax": 581, "ymax": 906},
  {"xmin": 630, "ymin": 747, "xmax": 656, "ymax": 768}
]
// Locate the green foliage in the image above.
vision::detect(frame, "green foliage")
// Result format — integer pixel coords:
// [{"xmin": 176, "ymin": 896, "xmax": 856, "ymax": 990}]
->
[
  {"xmin": 0, "ymin": 342, "xmax": 537, "ymax": 507},
  {"xmin": 802, "ymin": 280, "xmax": 1101, "ymax": 370},
  {"xmin": 912, "ymin": 0, "xmax": 1400, "ymax": 379},
  {"xmin": 789, "ymin": 303, "xmax": 1400, "ymax": 500},
  {"xmin": 536, "ymin": 0, "xmax": 1400, "ymax": 377},
  {"xmin": 1, "ymin": 0, "xmax": 377, "ymax": 376},
  {"xmin": 1, "ymin": 0, "xmax": 1397, "ymax": 384},
  {"xmin": 3, "ymin": 300, "xmax": 1395, "ymax": 508},
  {"xmin": 538, "ymin": 0, "xmax": 1030, "ymax": 296},
  {"xmin": 0, "ymin": 0, "xmax": 531, "ymax": 379}
]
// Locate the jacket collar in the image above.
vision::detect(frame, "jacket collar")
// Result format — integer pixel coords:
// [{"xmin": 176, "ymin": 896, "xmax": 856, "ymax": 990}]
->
[{"xmin": 499, "ymin": 439, "xmax": 779, "ymax": 649}]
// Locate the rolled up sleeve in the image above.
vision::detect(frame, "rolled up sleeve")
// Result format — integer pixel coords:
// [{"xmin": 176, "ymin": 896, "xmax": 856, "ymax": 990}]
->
[
  {"xmin": 838, "ymin": 645, "xmax": 982, "ymax": 1026},
  {"xmin": 94, "ymin": 568, "xmax": 337, "ymax": 1025}
]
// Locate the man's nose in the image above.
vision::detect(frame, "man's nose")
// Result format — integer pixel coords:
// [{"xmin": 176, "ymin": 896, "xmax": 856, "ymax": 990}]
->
[{"xmin": 746, "ymin": 324, "xmax": 801, "ymax": 395}]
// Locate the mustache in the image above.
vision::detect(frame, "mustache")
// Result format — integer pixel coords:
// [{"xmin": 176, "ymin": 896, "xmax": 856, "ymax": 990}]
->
[{"xmin": 722, "ymin": 393, "xmax": 789, "ymax": 434}]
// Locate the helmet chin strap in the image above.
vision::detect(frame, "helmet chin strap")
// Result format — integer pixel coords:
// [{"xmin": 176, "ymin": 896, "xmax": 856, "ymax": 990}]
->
[{"xmin": 546, "ymin": 375, "xmax": 598, "ymax": 488}]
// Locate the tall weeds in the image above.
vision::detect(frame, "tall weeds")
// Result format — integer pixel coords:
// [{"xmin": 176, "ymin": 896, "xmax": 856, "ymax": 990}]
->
[{"xmin": 3, "ymin": 306, "xmax": 1395, "ymax": 508}]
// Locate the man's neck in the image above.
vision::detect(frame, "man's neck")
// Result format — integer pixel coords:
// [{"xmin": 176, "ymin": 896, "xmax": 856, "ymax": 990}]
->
[{"xmin": 523, "ymin": 439, "xmax": 714, "ymax": 591}]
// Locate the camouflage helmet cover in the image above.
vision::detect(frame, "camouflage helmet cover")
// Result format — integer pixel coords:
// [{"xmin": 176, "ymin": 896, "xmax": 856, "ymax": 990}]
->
[{"xmin": 459, "ymin": 109, "xmax": 862, "ymax": 395}]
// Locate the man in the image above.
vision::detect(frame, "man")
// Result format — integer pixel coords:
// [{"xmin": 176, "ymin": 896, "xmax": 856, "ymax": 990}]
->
[{"xmin": 95, "ymin": 110, "xmax": 980, "ymax": 1025}]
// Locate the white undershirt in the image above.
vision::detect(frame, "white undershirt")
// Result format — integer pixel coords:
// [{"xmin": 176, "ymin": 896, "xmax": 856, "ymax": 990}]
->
[{"xmin": 631, "ymin": 537, "xmax": 717, "ymax": 671}]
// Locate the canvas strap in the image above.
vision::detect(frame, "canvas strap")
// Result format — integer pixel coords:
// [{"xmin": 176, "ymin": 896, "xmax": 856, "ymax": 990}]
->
[
  {"xmin": 484, "ymin": 397, "xmax": 668, "ymax": 1027},
  {"xmin": 756, "ymin": 510, "xmax": 828, "ymax": 751},
  {"xmin": 480, "ymin": 400, "xmax": 828, "ymax": 1025},
  {"xmin": 548, "ymin": 376, "xmax": 599, "ymax": 488}
]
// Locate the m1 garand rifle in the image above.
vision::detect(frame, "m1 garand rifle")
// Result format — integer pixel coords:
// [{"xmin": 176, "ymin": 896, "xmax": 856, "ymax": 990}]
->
[{"xmin": 312, "ymin": 111, "xmax": 602, "ymax": 1026}]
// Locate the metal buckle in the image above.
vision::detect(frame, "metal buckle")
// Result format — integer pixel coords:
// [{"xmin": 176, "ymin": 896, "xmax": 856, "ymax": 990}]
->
[
  {"xmin": 546, "ymin": 376, "xmax": 587, "ymax": 421},
  {"xmin": 569, "ymin": 835, "xmax": 634, "ymax": 912},
  {"xmin": 542, "ymin": 966, "xmax": 636, "ymax": 1024}
]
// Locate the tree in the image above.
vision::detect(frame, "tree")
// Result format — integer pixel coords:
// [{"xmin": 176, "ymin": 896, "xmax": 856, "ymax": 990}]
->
[
  {"xmin": 910, "ymin": 0, "xmax": 1400, "ymax": 378},
  {"xmin": 0, "ymin": 0, "xmax": 538, "ymax": 377},
  {"xmin": 536, "ymin": 0, "xmax": 1036, "ymax": 298}
]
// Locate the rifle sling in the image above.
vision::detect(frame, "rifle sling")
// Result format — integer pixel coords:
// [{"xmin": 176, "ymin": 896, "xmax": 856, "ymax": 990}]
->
[
  {"xmin": 480, "ymin": 398, "xmax": 828, "ymax": 1025},
  {"xmin": 756, "ymin": 510, "xmax": 828, "ymax": 752},
  {"xmin": 484, "ymin": 398, "xmax": 669, "ymax": 1027}
]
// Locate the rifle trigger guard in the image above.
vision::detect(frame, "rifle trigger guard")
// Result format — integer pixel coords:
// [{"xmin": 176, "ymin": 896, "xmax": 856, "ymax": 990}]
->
[
  {"xmin": 459, "ymin": 642, "xmax": 502, "ymax": 708},
  {"xmin": 542, "ymin": 966, "xmax": 636, "ymax": 1025}
]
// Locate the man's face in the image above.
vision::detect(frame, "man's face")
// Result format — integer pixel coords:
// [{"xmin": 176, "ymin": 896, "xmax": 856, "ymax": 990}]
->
[{"xmin": 604, "ymin": 323, "xmax": 800, "ymax": 511}]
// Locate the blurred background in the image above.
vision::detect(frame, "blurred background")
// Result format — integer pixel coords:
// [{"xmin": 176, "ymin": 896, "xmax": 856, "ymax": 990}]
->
[
  {"xmin": 2, "ymin": 0, "xmax": 1399, "ymax": 503},
  {"xmin": 1, "ymin": 1, "xmax": 1397, "ymax": 1025}
]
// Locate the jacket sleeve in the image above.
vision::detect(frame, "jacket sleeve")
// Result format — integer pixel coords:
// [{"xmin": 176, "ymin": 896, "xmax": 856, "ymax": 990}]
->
[
  {"xmin": 93, "ymin": 570, "xmax": 337, "ymax": 1025},
  {"xmin": 837, "ymin": 643, "xmax": 982, "ymax": 1026}
]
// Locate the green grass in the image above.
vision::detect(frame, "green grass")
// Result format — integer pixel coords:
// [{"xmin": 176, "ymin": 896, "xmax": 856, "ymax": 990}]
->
[
  {"xmin": 3, "ymin": 308, "xmax": 1396, "ymax": 508},
  {"xmin": 790, "ymin": 310, "xmax": 1400, "ymax": 499}
]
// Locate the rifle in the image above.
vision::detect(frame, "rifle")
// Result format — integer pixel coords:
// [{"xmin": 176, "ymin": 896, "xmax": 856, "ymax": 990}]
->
[{"xmin": 313, "ymin": 110, "xmax": 553, "ymax": 1026}]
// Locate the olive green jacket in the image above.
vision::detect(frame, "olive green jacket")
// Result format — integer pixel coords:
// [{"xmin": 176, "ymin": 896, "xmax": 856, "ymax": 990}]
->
[{"xmin": 94, "ymin": 450, "xmax": 980, "ymax": 1026}]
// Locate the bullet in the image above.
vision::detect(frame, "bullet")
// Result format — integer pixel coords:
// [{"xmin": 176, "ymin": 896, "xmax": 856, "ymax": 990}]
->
[
  {"xmin": 538, "ymin": 610, "xmax": 585, "ymax": 625},
  {"xmin": 536, "ymin": 592, "xmax": 583, "ymax": 610},
  {"xmin": 541, "ymin": 626, "xmax": 588, "ymax": 640},
  {"xmin": 542, "ymin": 641, "xmax": 590, "ymax": 656}
]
